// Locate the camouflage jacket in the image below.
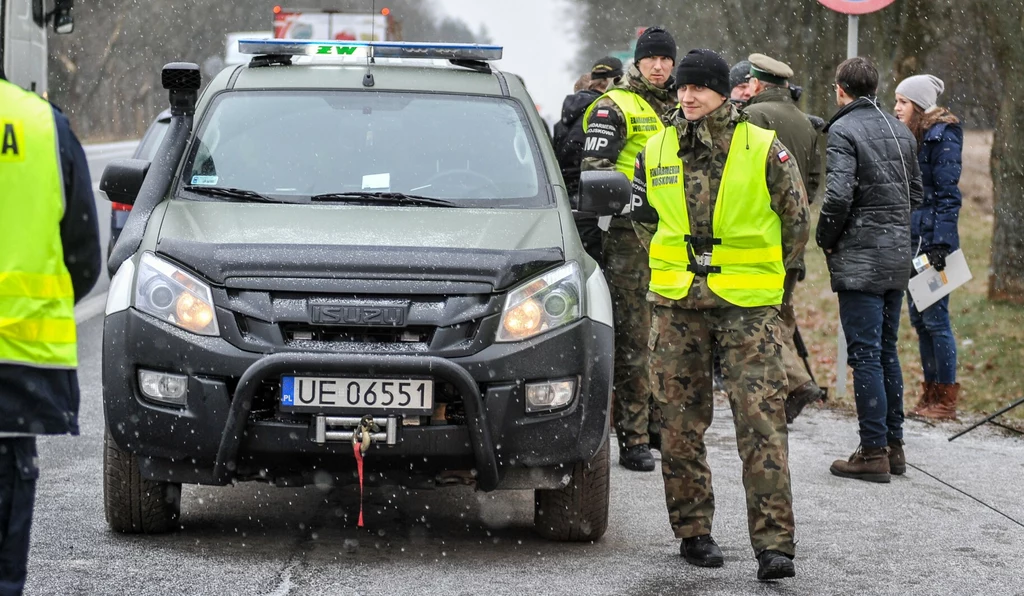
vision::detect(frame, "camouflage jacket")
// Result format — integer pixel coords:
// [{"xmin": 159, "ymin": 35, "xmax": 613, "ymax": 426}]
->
[
  {"xmin": 580, "ymin": 65, "xmax": 677, "ymax": 175},
  {"xmin": 630, "ymin": 101, "xmax": 810, "ymax": 310}
]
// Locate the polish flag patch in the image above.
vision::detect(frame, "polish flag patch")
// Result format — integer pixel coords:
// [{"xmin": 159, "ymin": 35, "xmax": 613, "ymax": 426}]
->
[
  {"xmin": 778, "ymin": 150, "xmax": 791, "ymax": 163},
  {"xmin": 596, "ymin": 109, "xmax": 610, "ymax": 118}
]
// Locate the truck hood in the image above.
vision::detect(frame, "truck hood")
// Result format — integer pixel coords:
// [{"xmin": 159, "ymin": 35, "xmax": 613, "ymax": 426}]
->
[{"xmin": 153, "ymin": 201, "xmax": 565, "ymax": 290}]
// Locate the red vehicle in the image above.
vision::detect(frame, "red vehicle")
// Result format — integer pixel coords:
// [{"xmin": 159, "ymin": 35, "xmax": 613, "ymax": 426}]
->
[{"xmin": 272, "ymin": 6, "xmax": 401, "ymax": 41}]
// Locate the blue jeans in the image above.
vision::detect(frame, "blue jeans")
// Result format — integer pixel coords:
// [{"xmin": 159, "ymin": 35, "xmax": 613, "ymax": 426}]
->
[
  {"xmin": 908, "ymin": 294, "xmax": 957, "ymax": 384},
  {"xmin": 838, "ymin": 291, "xmax": 905, "ymax": 448}
]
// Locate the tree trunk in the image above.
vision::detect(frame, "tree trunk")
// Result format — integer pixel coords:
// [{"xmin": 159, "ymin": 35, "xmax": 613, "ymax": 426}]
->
[{"xmin": 985, "ymin": 2, "xmax": 1024, "ymax": 303}]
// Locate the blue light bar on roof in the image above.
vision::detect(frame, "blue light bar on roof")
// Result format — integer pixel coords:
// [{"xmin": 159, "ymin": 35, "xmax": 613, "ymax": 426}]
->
[{"xmin": 238, "ymin": 39, "xmax": 503, "ymax": 61}]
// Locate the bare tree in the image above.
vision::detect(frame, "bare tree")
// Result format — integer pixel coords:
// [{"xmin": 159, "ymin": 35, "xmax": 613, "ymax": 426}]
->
[
  {"xmin": 981, "ymin": 0, "xmax": 1024, "ymax": 303},
  {"xmin": 47, "ymin": 0, "xmax": 484, "ymax": 140}
]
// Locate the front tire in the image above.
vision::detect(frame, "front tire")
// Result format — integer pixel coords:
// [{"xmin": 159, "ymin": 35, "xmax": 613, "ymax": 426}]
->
[
  {"xmin": 534, "ymin": 439, "xmax": 610, "ymax": 541},
  {"xmin": 103, "ymin": 430, "xmax": 181, "ymax": 533}
]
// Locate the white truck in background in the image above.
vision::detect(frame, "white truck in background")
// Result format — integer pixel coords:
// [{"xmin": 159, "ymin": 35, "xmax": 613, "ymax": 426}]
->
[{"xmin": 0, "ymin": 0, "xmax": 74, "ymax": 95}]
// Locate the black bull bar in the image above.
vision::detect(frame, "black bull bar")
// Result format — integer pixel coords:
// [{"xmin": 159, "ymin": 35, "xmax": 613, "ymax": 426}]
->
[{"xmin": 212, "ymin": 353, "xmax": 501, "ymax": 491}]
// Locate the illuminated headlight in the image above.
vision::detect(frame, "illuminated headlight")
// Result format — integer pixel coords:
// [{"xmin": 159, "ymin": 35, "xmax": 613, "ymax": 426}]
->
[
  {"xmin": 497, "ymin": 262, "xmax": 582, "ymax": 342},
  {"xmin": 134, "ymin": 252, "xmax": 219, "ymax": 336},
  {"xmin": 138, "ymin": 369, "xmax": 188, "ymax": 406},
  {"xmin": 525, "ymin": 379, "xmax": 577, "ymax": 413}
]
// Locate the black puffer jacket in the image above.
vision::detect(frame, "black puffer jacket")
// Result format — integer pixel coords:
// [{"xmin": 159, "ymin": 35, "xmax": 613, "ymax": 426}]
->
[
  {"xmin": 816, "ymin": 97, "xmax": 923, "ymax": 293},
  {"xmin": 553, "ymin": 89, "xmax": 600, "ymax": 196}
]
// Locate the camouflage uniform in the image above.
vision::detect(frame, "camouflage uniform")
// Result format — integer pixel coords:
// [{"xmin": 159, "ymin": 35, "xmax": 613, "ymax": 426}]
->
[
  {"xmin": 581, "ymin": 65, "xmax": 677, "ymax": 448},
  {"xmin": 631, "ymin": 102, "xmax": 810, "ymax": 556}
]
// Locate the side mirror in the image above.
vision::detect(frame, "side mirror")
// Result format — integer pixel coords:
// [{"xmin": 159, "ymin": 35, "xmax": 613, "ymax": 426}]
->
[
  {"xmin": 51, "ymin": 0, "xmax": 74, "ymax": 34},
  {"xmin": 100, "ymin": 159, "xmax": 151, "ymax": 206},
  {"xmin": 578, "ymin": 170, "xmax": 631, "ymax": 216}
]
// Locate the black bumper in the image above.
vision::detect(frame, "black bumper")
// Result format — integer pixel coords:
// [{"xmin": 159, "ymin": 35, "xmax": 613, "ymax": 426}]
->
[{"xmin": 102, "ymin": 309, "xmax": 613, "ymax": 491}]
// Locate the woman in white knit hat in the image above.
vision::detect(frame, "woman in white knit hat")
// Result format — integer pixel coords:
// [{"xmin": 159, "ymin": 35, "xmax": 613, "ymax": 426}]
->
[{"xmin": 893, "ymin": 74, "xmax": 963, "ymax": 421}]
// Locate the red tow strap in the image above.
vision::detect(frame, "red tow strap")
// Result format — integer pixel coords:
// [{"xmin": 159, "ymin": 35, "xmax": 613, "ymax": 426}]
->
[{"xmin": 353, "ymin": 441, "xmax": 365, "ymax": 527}]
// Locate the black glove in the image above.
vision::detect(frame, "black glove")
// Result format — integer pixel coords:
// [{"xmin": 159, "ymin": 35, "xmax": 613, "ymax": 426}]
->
[
  {"xmin": 927, "ymin": 245, "xmax": 951, "ymax": 272},
  {"xmin": 789, "ymin": 84, "xmax": 804, "ymax": 102}
]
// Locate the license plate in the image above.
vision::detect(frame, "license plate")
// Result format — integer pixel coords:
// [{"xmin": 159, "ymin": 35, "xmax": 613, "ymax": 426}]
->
[{"xmin": 280, "ymin": 376, "xmax": 433, "ymax": 414}]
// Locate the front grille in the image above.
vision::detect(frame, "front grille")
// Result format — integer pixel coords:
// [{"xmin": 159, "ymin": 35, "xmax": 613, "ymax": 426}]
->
[{"xmin": 280, "ymin": 323, "xmax": 435, "ymax": 346}]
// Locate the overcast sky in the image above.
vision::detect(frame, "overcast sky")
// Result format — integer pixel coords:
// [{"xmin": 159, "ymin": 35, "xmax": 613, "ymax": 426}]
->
[{"xmin": 433, "ymin": 0, "xmax": 581, "ymax": 123}]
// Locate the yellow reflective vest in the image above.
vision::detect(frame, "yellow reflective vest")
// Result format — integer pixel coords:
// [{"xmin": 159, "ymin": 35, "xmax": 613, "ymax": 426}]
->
[
  {"xmin": 644, "ymin": 121, "xmax": 786, "ymax": 307},
  {"xmin": 584, "ymin": 88, "xmax": 664, "ymax": 181},
  {"xmin": 0, "ymin": 80, "xmax": 77, "ymax": 368}
]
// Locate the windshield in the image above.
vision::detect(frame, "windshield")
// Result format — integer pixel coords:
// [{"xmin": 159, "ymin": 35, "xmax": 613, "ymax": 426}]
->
[{"xmin": 180, "ymin": 90, "xmax": 547, "ymax": 207}]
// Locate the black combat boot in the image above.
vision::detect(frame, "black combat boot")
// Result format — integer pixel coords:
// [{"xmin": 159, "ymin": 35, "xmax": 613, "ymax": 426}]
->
[
  {"xmin": 888, "ymin": 439, "xmax": 906, "ymax": 475},
  {"xmin": 619, "ymin": 444, "xmax": 656, "ymax": 471},
  {"xmin": 784, "ymin": 381, "xmax": 825, "ymax": 423},
  {"xmin": 680, "ymin": 535, "xmax": 724, "ymax": 568},
  {"xmin": 756, "ymin": 550, "xmax": 795, "ymax": 580}
]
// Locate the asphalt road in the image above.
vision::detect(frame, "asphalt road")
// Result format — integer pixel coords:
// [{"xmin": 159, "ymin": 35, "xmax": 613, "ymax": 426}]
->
[
  {"xmin": 25, "ymin": 316, "xmax": 1024, "ymax": 595},
  {"xmin": 24, "ymin": 145, "xmax": 1024, "ymax": 595}
]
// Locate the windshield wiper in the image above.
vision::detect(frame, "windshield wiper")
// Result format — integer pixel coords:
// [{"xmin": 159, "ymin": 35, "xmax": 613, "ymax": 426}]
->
[
  {"xmin": 183, "ymin": 185, "xmax": 279, "ymax": 203},
  {"xmin": 309, "ymin": 191, "xmax": 459, "ymax": 207}
]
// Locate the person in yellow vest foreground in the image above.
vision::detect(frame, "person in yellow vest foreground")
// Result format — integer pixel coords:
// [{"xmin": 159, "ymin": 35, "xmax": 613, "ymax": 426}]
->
[
  {"xmin": 581, "ymin": 26, "xmax": 678, "ymax": 472},
  {"xmin": 0, "ymin": 71, "xmax": 100, "ymax": 595},
  {"xmin": 630, "ymin": 49, "xmax": 809, "ymax": 581}
]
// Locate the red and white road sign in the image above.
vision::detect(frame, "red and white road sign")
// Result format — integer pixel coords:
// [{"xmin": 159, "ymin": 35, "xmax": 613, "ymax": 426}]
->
[{"xmin": 818, "ymin": 0, "xmax": 896, "ymax": 15}]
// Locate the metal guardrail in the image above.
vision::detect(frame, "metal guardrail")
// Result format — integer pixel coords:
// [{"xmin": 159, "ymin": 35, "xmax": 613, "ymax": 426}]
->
[{"xmin": 84, "ymin": 140, "xmax": 139, "ymax": 161}]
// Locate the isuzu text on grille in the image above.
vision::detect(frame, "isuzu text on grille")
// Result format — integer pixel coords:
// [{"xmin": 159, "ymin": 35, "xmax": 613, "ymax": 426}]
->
[{"xmin": 309, "ymin": 305, "xmax": 406, "ymax": 326}]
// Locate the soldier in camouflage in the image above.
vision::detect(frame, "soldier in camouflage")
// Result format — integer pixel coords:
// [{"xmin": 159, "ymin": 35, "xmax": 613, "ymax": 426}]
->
[
  {"xmin": 581, "ymin": 27, "xmax": 679, "ymax": 472},
  {"xmin": 743, "ymin": 53, "xmax": 827, "ymax": 423},
  {"xmin": 630, "ymin": 50, "xmax": 809, "ymax": 581}
]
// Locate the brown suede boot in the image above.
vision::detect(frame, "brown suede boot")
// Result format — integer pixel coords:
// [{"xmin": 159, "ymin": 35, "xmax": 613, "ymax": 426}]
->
[
  {"xmin": 908, "ymin": 381, "xmax": 937, "ymax": 417},
  {"xmin": 830, "ymin": 446, "xmax": 891, "ymax": 483},
  {"xmin": 887, "ymin": 440, "xmax": 906, "ymax": 475},
  {"xmin": 917, "ymin": 383, "xmax": 960, "ymax": 421}
]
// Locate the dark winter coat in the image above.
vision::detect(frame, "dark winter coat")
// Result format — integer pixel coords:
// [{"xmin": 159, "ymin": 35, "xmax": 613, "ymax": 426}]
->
[
  {"xmin": 816, "ymin": 97, "xmax": 923, "ymax": 294},
  {"xmin": 911, "ymin": 111, "xmax": 962, "ymax": 253},
  {"xmin": 553, "ymin": 89, "xmax": 601, "ymax": 196},
  {"xmin": 0, "ymin": 104, "xmax": 100, "ymax": 436}
]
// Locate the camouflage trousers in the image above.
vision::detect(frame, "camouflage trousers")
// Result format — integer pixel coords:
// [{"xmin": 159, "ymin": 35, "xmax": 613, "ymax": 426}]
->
[
  {"xmin": 780, "ymin": 271, "xmax": 813, "ymax": 392},
  {"xmin": 650, "ymin": 304, "xmax": 796, "ymax": 556},
  {"xmin": 602, "ymin": 220, "xmax": 659, "ymax": 447}
]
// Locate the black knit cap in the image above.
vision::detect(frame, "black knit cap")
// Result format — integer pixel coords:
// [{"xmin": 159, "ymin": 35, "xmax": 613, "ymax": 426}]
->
[
  {"xmin": 634, "ymin": 27, "xmax": 677, "ymax": 64},
  {"xmin": 674, "ymin": 49, "xmax": 730, "ymax": 97}
]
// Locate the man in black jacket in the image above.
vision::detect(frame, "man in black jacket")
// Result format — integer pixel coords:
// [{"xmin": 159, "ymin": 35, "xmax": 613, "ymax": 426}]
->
[
  {"xmin": 553, "ymin": 57, "xmax": 623, "ymax": 263},
  {"xmin": 0, "ymin": 74, "xmax": 101, "ymax": 594},
  {"xmin": 816, "ymin": 57, "xmax": 922, "ymax": 484}
]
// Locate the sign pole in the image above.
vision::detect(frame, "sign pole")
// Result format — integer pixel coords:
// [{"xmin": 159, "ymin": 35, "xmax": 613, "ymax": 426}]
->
[
  {"xmin": 820, "ymin": 0, "xmax": 896, "ymax": 403},
  {"xmin": 833, "ymin": 14, "xmax": 859, "ymax": 399},
  {"xmin": 846, "ymin": 15, "xmax": 859, "ymax": 58}
]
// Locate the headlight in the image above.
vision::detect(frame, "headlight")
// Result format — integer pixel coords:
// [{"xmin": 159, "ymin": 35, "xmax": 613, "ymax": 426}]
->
[
  {"xmin": 133, "ymin": 252, "xmax": 219, "ymax": 336},
  {"xmin": 497, "ymin": 262, "xmax": 582, "ymax": 342}
]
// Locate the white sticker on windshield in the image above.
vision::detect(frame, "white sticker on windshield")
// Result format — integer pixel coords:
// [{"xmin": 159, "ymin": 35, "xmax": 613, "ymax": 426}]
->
[
  {"xmin": 191, "ymin": 175, "xmax": 219, "ymax": 185},
  {"xmin": 362, "ymin": 173, "xmax": 391, "ymax": 191}
]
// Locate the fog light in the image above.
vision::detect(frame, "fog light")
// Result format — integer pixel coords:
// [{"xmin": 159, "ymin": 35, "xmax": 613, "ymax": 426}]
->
[
  {"xmin": 525, "ymin": 379, "xmax": 576, "ymax": 413},
  {"xmin": 138, "ymin": 369, "xmax": 188, "ymax": 406}
]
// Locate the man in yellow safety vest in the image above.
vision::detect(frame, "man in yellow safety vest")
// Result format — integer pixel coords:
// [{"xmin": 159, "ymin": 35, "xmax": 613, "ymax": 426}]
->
[
  {"xmin": 580, "ymin": 26, "xmax": 678, "ymax": 472},
  {"xmin": 629, "ymin": 49, "xmax": 809, "ymax": 581},
  {"xmin": 0, "ymin": 71, "xmax": 100, "ymax": 593}
]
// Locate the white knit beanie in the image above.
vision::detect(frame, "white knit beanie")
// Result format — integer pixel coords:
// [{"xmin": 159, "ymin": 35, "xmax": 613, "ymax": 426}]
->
[{"xmin": 895, "ymin": 74, "xmax": 945, "ymax": 111}]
